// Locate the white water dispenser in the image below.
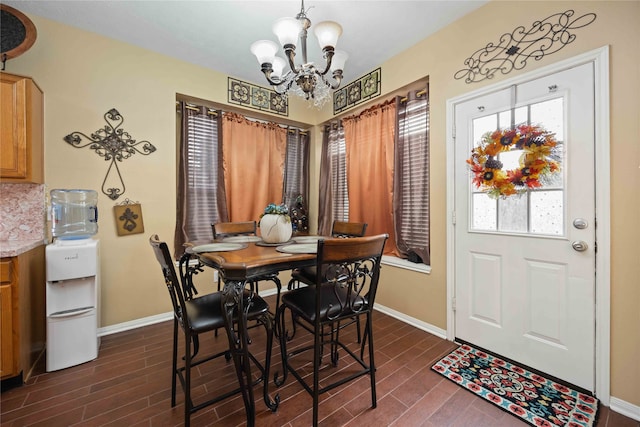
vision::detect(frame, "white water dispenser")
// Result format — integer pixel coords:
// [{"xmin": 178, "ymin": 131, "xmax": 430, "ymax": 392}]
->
[{"xmin": 46, "ymin": 189, "xmax": 100, "ymax": 371}]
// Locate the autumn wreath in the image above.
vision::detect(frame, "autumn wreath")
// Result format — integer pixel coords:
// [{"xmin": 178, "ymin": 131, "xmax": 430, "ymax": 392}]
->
[{"xmin": 467, "ymin": 124, "xmax": 561, "ymax": 199}]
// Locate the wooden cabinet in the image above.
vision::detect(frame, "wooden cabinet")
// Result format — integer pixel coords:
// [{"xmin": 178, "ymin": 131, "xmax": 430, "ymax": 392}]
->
[
  {"xmin": 0, "ymin": 72, "xmax": 44, "ymax": 183},
  {"xmin": 0, "ymin": 285, "xmax": 14, "ymax": 375},
  {"xmin": 0, "ymin": 246, "xmax": 46, "ymax": 382}
]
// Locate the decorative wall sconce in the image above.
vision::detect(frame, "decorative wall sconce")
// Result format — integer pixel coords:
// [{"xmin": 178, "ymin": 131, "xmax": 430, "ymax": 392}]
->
[
  {"xmin": 454, "ymin": 10, "xmax": 596, "ymax": 83},
  {"xmin": 64, "ymin": 108, "xmax": 156, "ymax": 200}
]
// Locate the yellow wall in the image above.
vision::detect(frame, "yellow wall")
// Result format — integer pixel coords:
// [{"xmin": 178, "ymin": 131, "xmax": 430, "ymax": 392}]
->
[{"xmin": 4, "ymin": 1, "xmax": 638, "ymax": 407}]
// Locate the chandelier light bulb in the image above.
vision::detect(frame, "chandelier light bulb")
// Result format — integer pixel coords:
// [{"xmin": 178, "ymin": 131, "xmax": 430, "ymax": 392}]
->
[
  {"xmin": 273, "ymin": 17, "xmax": 301, "ymax": 48},
  {"xmin": 271, "ymin": 57, "xmax": 287, "ymax": 81},
  {"xmin": 250, "ymin": 40, "xmax": 278, "ymax": 66},
  {"xmin": 313, "ymin": 21, "xmax": 342, "ymax": 50},
  {"xmin": 330, "ymin": 50, "xmax": 348, "ymax": 72}
]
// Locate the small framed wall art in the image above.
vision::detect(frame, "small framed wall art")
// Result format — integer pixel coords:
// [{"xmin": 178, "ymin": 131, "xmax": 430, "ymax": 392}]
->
[{"xmin": 113, "ymin": 199, "xmax": 144, "ymax": 236}]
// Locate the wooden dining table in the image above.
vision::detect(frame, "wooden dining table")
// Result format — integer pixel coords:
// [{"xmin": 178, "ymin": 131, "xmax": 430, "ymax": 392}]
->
[{"xmin": 184, "ymin": 240, "xmax": 317, "ymax": 426}]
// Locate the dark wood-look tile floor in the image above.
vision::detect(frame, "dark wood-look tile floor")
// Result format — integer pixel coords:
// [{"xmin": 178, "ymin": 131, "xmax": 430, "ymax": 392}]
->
[{"xmin": 1, "ymin": 294, "xmax": 637, "ymax": 427}]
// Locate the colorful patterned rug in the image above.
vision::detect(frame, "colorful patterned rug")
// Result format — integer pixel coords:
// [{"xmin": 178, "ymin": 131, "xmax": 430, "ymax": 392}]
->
[{"xmin": 431, "ymin": 344, "xmax": 599, "ymax": 427}]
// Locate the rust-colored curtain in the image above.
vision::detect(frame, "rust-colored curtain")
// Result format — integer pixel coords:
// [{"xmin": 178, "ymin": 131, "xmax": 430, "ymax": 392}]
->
[
  {"xmin": 342, "ymin": 100, "xmax": 398, "ymax": 255},
  {"xmin": 221, "ymin": 112, "xmax": 287, "ymax": 222}
]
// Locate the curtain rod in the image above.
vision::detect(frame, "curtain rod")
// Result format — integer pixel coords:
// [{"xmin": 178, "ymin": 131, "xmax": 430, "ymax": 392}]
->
[
  {"xmin": 177, "ymin": 101, "xmax": 307, "ymax": 134},
  {"xmin": 177, "ymin": 101, "xmax": 218, "ymax": 116},
  {"xmin": 400, "ymin": 88, "xmax": 428, "ymax": 103}
]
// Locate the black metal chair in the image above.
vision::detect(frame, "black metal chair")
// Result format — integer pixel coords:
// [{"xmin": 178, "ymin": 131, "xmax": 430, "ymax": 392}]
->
[
  {"xmin": 287, "ymin": 221, "xmax": 368, "ymax": 341},
  {"xmin": 149, "ymin": 234, "xmax": 278, "ymax": 427},
  {"xmin": 212, "ymin": 220, "xmax": 259, "ymax": 242},
  {"xmin": 275, "ymin": 234, "xmax": 388, "ymax": 426},
  {"xmin": 287, "ymin": 221, "xmax": 367, "ymax": 290}
]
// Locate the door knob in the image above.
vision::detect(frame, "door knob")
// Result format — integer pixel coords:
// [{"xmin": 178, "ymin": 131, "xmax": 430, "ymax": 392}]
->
[{"xmin": 572, "ymin": 241, "xmax": 588, "ymax": 252}]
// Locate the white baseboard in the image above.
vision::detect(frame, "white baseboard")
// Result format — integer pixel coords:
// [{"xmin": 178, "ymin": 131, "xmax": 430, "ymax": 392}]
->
[
  {"xmin": 96, "ymin": 290, "xmax": 446, "ymax": 340},
  {"xmin": 262, "ymin": 286, "xmax": 448, "ymax": 339},
  {"xmin": 97, "ymin": 311, "xmax": 173, "ymax": 337},
  {"xmin": 373, "ymin": 303, "xmax": 447, "ymax": 339},
  {"xmin": 97, "ymin": 290, "xmax": 638, "ymax": 422},
  {"xmin": 610, "ymin": 397, "xmax": 640, "ymax": 422}
]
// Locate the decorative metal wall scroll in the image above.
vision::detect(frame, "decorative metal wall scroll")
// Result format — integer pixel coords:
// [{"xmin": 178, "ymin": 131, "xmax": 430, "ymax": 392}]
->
[
  {"xmin": 454, "ymin": 10, "xmax": 597, "ymax": 84},
  {"xmin": 228, "ymin": 77, "xmax": 288, "ymax": 116},
  {"xmin": 64, "ymin": 108, "xmax": 157, "ymax": 200},
  {"xmin": 333, "ymin": 68, "xmax": 381, "ymax": 115},
  {"xmin": 113, "ymin": 198, "xmax": 144, "ymax": 236}
]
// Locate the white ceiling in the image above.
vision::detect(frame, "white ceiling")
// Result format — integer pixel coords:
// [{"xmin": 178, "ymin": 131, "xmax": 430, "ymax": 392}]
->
[{"xmin": 4, "ymin": 0, "xmax": 488, "ymax": 87}]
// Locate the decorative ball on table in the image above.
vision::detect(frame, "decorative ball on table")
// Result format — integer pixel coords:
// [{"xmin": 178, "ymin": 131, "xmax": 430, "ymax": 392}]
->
[{"xmin": 259, "ymin": 203, "xmax": 292, "ymax": 243}]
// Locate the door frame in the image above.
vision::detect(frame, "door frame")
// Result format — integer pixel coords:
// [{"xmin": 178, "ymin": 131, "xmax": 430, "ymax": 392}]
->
[{"xmin": 445, "ymin": 46, "xmax": 610, "ymax": 403}]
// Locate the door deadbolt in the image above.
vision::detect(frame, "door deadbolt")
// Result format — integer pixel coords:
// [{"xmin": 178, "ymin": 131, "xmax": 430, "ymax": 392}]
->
[{"xmin": 573, "ymin": 218, "xmax": 588, "ymax": 229}]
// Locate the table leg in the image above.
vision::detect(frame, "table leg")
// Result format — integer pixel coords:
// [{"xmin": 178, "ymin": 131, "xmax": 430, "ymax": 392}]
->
[
  {"xmin": 221, "ymin": 279, "xmax": 255, "ymax": 425},
  {"xmin": 220, "ymin": 279, "xmax": 278, "ymax": 426}
]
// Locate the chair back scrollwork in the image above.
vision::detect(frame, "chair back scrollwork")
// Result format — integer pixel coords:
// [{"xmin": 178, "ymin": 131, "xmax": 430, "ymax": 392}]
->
[{"xmin": 316, "ymin": 234, "xmax": 387, "ymax": 322}]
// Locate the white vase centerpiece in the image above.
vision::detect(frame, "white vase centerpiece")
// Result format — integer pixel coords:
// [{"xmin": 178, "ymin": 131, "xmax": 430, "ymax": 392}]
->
[{"xmin": 259, "ymin": 203, "xmax": 292, "ymax": 243}]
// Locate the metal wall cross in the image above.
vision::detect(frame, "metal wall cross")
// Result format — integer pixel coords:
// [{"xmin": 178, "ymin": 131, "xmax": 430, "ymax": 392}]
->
[{"xmin": 64, "ymin": 108, "xmax": 156, "ymax": 200}]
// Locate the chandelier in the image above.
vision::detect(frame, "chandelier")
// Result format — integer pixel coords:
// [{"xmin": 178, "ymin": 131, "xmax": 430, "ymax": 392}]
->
[{"xmin": 250, "ymin": 0, "xmax": 348, "ymax": 108}]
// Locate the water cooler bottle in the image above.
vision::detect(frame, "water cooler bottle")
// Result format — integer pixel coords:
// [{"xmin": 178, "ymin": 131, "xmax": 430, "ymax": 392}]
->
[{"xmin": 46, "ymin": 189, "xmax": 100, "ymax": 372}]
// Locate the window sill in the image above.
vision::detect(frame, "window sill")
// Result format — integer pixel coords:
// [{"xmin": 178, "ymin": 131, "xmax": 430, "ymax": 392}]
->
[{"xmin": 381, "ymin": 255, "xmax": 431, "ymax": 274}]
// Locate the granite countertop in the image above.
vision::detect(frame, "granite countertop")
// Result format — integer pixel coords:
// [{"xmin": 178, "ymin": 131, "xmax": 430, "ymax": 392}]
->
[{"xmin": 0, "ymin": 240, "xmax": 47, "ymax": 257}]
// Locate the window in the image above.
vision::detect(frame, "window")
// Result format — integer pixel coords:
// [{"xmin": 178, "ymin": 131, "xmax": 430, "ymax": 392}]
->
[
  {"xmin": 283, "ymin": 129, "xmax": 310, "ymax": 209},
  {"xmin": 175, "ymin": 104, "xmax": 224, "ymax": 255},
  {"xmin": 470, "ymin": 98, "xmax": 564, "ymax": 236},
  {"xmin": 395, "ymin": 90, "xmax": 430, "ymax": 264},
  {"xmin": 175, "ymin": 100, "xmax": 308, "ymax": 258},
  {"xmin": 328, "ymin": 124, "xmax": 348, "ymax": 222},
  {"xmin": 320, "ymin": 87, "xmax": 430, "ymax": 264}
]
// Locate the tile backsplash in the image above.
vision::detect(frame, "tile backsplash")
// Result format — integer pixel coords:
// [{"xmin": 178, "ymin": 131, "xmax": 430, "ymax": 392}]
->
[{"xmin": 0, "ymin": 183, "xmax": 46, "ymax": 241}]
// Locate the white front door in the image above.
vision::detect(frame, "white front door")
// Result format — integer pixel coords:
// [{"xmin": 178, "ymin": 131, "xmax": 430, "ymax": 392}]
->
[{"xmin": 453, "ymin": 62, "xmax": 596, "ymax": 391}]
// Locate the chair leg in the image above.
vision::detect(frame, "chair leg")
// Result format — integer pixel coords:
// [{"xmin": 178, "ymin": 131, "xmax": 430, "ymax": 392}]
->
[
  {"xmin": 215, "ymin": 277, "xmax": 221, "ymax": 337},
  {"xmin": 184, "ymin": 330, "xmax": 193, "ymax": 427},
  {"xmin": 191, "ymin": 336, "xmax": 200, "ymax": 359},
  {"xmin": 360, "ymin": 319, "xmax": 369, "ymax": 360},
  {"xmin": 312, "ymin": 323, "xmax": 323, "ymax": 427},
  {"xmin": 331, "ymin": 322, "xmax": 339, "ymax": 366},
  {"xmin": 171, "ymin": 318, "xmax": 178, "ymax": 407},
  {"xmin": 367, "ymin": 313, "xmax": 377, "ymax": 409},
  {"xmin": 270, "ymin": 276, "xmax": 283, "ymax": 313}
]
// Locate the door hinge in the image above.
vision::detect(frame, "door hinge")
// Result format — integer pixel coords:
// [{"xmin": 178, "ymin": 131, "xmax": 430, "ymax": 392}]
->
[
  {"xmin": 452, "ymin": 211, "xmax": 456, "ymax": 225},
  {"xmin": 452, "ymin": 297, "xmax": 457, "ymax": 312}
]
